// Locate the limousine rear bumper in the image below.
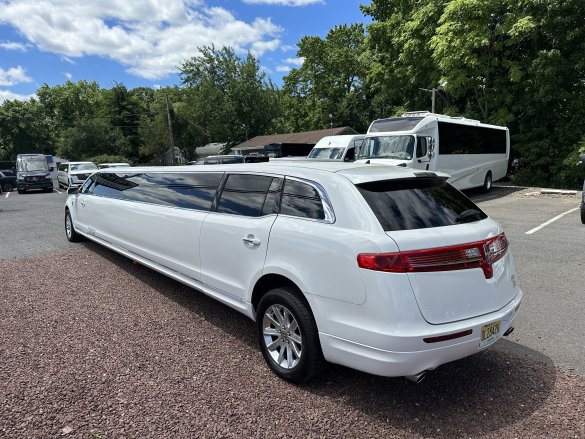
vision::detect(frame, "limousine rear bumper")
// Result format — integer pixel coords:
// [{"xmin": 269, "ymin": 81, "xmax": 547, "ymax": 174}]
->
[{"xmin": 317, "ymin": 290, "xmax": 522, "ymax": 378}]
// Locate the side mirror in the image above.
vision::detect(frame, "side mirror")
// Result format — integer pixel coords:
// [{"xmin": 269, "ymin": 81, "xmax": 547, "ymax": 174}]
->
[
  {"xmin": 427, "ymin": 137, "xmax": 436, "ymax": 159},
  {"xmin": 67, "ymin": 187, "xmax": 79, "ymax": 195}
]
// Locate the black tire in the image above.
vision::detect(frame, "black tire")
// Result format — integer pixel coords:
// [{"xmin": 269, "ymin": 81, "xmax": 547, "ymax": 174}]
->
[
  {"xmin": 17, "ymin": 189, "xmax": 25, "ymax": 194},
  {"xmin": 257, "ymin": 287, "xmax": 325, "ymax": 383},
  {"xmin": 2, "ymin": 182, "xmax": 13, "ymax": 192},
  {"xmin": 581, "ymin": 204, "xmax": 585, "ymax": 225},
  {"xmin": 65, "ymin": 209, "xmax": 82, "ymax": 242},
  {"xmin": 43, "ymin": 187, "xmax": 53, "ymax": 193},
  {"xmin": 482, "ymin": 171, "xmax": 492, "ymax": 192}
]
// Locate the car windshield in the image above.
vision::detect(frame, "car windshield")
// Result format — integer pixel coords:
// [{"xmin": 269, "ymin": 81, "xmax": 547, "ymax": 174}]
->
[
  {"xmin": 308, "ymin": 147, "xmax": 344, "ymax": 159},
  {"xmin": 70, "ymin": 163, "xmax": 97, "ymax": 171},
  {"xmin": 358, "ymin": 135, "xmax": 415, "ymax": 160},
  {"xmin": 22, "ymin": 160, "xmax": 48, "ymax": 172}
]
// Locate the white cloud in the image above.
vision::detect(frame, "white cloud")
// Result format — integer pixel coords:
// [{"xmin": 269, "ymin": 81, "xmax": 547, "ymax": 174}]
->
[
  {"xmin": 0, "ymin": 89, "xmax": 35, "ymax": 103},
  {"xmin": 274, "ymin": 56, "xmax": 303, "ymax": 74},
  {"xmin": 0, "ymin": 66, "xmax": 33, "ymax": 86},
  {"xmin": 242, "ymin": 0, "xmax": 323, "ymax": 5},
  {"xmin": 0, "ymin": 0, "xmax": 284, "ymax": 80},
  {"xmin": 0, "ymin": 41, "xmax": 28, "ymax": 52},
  {"xmin": 284, "ymin": 57, "xmax": 304, "ymax": 66},
  {"xmin": 61, "ymin": 56, "xmax": 77, "ymax": 65},
  {"xmin": 280, "ymin": 44, "xmax": 295, "ymax": 52},
  {"xmin": 64, "ymin": 72, "xmax": 73, "ymax": 80}
]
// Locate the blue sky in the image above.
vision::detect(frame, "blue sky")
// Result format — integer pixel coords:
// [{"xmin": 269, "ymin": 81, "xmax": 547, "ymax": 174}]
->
[{"xmin": 0, "ymin": 0, "xmax": 370, "ymax": 103}]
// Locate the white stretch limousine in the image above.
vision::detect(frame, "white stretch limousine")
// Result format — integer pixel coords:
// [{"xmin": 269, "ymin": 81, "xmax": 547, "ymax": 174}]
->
[{"xmin": 64, "ymin": 162, "xmax": 523, "ymax": 383}]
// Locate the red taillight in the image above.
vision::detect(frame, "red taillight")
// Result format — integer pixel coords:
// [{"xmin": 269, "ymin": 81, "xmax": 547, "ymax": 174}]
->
[{"xmin": 357, "ymin": 233, "xmax": 509, "ymax": 279}]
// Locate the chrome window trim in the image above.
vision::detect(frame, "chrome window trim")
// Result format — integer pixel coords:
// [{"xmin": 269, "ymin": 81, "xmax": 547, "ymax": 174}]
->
[{"xmin": 281, "ymin": 176, "xmax": 335, "ymax": 224}]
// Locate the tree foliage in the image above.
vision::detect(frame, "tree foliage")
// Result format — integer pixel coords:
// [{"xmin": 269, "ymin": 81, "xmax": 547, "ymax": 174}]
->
[
  {"xmin": 282, "ymin": 24, "xmax": 370, "ymax": 132},
  {"xmin": 0, "ymin": 5, "xmax": 584, "ymax": 187},
  {"xmin": 179, "ymin": 46, "xmax": 280, "ymax": 150}
]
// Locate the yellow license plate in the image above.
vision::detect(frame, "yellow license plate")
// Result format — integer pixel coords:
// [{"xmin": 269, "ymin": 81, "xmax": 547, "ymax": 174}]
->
[{"xmin": 479, "ymin": 320, "xmax": 501, "ymax": 348}]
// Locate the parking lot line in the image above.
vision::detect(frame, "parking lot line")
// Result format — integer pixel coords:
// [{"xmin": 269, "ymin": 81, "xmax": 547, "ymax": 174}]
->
[
  {"xmin": 4, "ymin": 192, "xmax": 9, "ymax": 199},
  {"xmin": 55, "ymin": 189, "xmax": 62, "ymax": 194},
  {"xmin": 525, "ymin": 207, "xmax": 579, "ymax": 235}
]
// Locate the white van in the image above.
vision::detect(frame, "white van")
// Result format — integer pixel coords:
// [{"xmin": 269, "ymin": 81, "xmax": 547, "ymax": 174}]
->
[
  {"xmin": 64, "ymin": 162, "xmax": 522, "ymax": 383},
  {"xmin": 356, "ymin": 112, "xmax": 509, "ymax": 191},
  {"xmin": 307, "ymin": 134, "xmax": 365, "ymax": 161}
]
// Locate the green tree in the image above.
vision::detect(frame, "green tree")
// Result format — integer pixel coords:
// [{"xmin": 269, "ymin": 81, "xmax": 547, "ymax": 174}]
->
[
  {"xmin": 282, "ymin": 24, "xmax": 370, "ymax": 132},
  {"xmin": 0, "ymin": 99, "xmax": 54, "ymax": 160},
  {"xmin": 179, "ymin": 46, "xmax": 280, "ymax": 149}
]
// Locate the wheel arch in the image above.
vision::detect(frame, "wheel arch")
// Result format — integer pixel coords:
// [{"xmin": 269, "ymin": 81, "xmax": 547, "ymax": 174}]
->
[{"xmin": 251, "ymin": 273, "xmax": 313, "ymax": 320}]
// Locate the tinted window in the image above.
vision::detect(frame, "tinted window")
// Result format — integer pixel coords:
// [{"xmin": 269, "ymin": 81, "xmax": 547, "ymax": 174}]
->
[
  {"xmin": 216, "ymin": 174, "xmax": 274, "ymax": 217},
  {"xmin": 280, "ymin": 179, "xmax": 325, "ymax": 220},
  {"xmin": 369, "ymin": 117, "xmax": 423, "ymax": 133},
  {"xmin": 80, "ymin": 175, "xmax": 96, "ymax": 194},
  {"xmin": 93, "ymin": 172, "xmax": 222, "ymax": 211},
  {"xmin": 357, "ymin": 177, "xmax": 487, "ymax": 231},
  {"xmin": 416, "ymin": 137, "xmax": 428, "ymax": 158},
  {"xmin": 438, "ymin": 122, "xmax": 507, "ymax": 154}
]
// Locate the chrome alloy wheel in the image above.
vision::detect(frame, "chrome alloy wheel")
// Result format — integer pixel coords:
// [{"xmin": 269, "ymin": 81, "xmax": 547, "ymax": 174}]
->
[
  {"xmin": 262, "ymin": 304, "xmax": 303, "ymax": 369},
  {"xmin": 65, "ymin": 213, "xmax": 72, "ymax": 239}
]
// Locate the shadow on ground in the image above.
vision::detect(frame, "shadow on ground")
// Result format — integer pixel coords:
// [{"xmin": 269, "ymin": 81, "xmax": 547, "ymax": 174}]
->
[{"xmin": 84, "ymin": 241, "xmax": 556, "ymax": 439}]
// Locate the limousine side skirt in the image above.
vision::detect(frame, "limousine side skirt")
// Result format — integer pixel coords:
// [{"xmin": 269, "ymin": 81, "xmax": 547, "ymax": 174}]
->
[{"xmin": 77, "ymin": 230, "xmax": 255, "ymax": 320}]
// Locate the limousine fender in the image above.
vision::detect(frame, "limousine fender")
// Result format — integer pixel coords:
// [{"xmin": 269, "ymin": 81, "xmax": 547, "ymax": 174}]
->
[{"xmin": 252, "ymin": 266, "xmax": 310, "ymax": 308}]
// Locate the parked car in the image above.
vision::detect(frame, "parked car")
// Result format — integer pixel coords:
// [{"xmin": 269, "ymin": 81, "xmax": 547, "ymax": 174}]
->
[
  {"xmin": 64, "ymin": 162, "xmax": 522, "ymax": 383},
  {"xmin": 15, "ymin": 154, "xmax": 54, "ymax": 193},
  {"xmin": 57, "ymin": 162, "xmax": 98, "ymax": 189},
  {"xmin": 307, "ymin": 134, "xmax": 365, "ymax": 161},
  {"xmin": 97, "ymin": 162, "xmax": 130, "ymax": 169},
  {"xmin": 190, "ymin": 155, "xmax": 269, "ymax": 165},
  {"xmin": 0, "ymin": 169, "xmax": 17, "ymax": 192}
]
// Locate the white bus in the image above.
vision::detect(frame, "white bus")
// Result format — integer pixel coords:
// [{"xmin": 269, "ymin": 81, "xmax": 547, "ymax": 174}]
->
[{"xmin": 356, "ymin": 112, "xmax": 510, "ymax": 191}]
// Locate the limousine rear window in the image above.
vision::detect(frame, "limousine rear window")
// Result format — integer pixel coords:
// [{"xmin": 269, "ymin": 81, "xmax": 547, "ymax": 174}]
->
[
  {"xmin": 281, "ymin": 178, "xmax": 325, "ymax": 221},
  {"xmin": 92, "ymin": 172, "xmax": 223, "ymax": 211},
  {"xmin": 356, "ymin": 177, "xmax": 487, "ymax": 231}
]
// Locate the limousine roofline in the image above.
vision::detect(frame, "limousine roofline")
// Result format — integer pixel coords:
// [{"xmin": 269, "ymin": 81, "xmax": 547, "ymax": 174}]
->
[{"xmin": 96, "ymin": 162, "xmax": 450, "ymax": 185}]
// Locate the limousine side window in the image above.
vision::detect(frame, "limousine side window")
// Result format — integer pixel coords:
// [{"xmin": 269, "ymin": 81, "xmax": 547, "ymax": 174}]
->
[
  {"xmin": 92, "ymin": 172, "xmax": 223, "ymax": 211},
  {"xmin": 280, "ymin": 178, "xmax": 325, "ymax": 221},
  {"xmin": 216, "ymin": 174, "xmax": 276, "ymax": 217}
]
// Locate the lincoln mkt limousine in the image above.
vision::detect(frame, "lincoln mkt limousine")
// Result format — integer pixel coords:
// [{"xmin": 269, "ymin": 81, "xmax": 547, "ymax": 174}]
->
[{"xmin": 64, "ymin": 162, "xmax": 522, "ymax": 383}]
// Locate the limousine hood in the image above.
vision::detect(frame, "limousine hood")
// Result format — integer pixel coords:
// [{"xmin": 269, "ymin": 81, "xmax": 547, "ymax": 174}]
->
[{"xmin": 386, "ymin": 220, "xmax": 520, "ymax": 325}]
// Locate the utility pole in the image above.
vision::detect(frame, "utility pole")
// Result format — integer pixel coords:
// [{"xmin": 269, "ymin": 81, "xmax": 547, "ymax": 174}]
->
[
  {"xmin": 419, "ymin": 82, "xmax": 447, "ymax": 114},
  {"xmin": 164, "ymin": 91, "xmax": 175, "ymax": 165}
]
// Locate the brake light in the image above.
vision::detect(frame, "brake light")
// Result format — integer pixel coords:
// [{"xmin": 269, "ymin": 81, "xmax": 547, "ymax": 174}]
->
[{"xmin": 357, "ymin": 233, "xmax": 509, "ymax": 279}]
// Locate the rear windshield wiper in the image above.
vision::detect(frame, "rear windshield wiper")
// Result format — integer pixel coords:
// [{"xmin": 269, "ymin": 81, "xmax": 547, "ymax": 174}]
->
[{"xmin": 455, "ymin": 209, "xmax": 483, "ymax": 223}]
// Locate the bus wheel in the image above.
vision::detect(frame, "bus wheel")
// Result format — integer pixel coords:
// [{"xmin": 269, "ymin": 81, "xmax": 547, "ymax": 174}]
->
[{"xmin": 482, "ymin": 171, "xmax": 492, "ymax": 192}]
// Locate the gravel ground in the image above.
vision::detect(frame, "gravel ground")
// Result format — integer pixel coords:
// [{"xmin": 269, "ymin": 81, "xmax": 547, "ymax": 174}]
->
[{"xmin": 1, "ymin": 244, "xmax": 584, "ymax": 439}]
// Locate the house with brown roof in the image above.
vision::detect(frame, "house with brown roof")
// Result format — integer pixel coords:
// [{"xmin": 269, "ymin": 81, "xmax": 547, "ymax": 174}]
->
[{"xmin": 232, "ymin": 126, "xmax": 359, "ymax": 157}]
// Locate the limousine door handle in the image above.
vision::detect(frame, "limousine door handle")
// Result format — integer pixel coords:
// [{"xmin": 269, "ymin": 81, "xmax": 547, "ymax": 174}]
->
[
  {"xmin": 80, "ymin": 200, "xmax": 85, "ymax": 207},
  {"xmin": 242, "ymin": 235, "xmax": 261, "ymax": 246}
]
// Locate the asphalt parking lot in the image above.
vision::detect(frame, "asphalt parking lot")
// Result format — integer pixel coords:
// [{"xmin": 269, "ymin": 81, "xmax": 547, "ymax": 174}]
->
[{"xmin": 1, "ymin": 185, "xmax": 584, "ymax": 438}]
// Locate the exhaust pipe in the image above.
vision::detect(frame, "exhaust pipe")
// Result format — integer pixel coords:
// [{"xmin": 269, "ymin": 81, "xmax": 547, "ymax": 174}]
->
[
  {"xmin": 503, "ymin": 326, "xmax": 515, "ymax": 337},
  {"xmin": 405, "ymin": 371, "xmax": 427, "ymax": 384}
]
